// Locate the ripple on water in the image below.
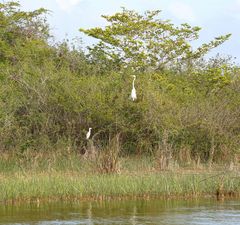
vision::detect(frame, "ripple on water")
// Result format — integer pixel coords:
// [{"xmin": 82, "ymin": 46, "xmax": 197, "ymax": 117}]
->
[{"xmin": 0, "ymin": 199, "xmax": 240, "ymax": 225}]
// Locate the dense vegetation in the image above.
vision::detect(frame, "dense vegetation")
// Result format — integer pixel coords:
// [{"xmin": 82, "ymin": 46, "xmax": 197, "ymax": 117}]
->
[{"xmin": 0, "ymin": 1, "xmax": 239, "ymax": 167}]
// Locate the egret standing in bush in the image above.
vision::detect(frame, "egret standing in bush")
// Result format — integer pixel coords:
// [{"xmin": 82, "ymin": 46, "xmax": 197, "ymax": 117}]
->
[
  {"xmin": 86, "ymin": 128, "xmax": 92, "ymax": 140},
  {"xmin": 131, "ymin": 75, "xmax": 137, "ymax": 101}
]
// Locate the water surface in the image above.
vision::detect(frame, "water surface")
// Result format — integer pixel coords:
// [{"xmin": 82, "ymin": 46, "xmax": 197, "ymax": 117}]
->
[{"xmin": 0, "ymin": 199, "xmax": 240, "ymax": 224}]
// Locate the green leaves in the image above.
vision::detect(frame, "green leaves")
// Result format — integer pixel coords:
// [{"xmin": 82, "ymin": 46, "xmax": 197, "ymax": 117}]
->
[
  {"xmin": 80, "ymin": 8, "xmax": 231, "ymax": 73},
  {"xmin": 193, "ymin": 34, "xmax": 231, "ymax": 59},
  {"xmin": 0, "ymin": 2, "xmax": 238, "ymax": 162}
]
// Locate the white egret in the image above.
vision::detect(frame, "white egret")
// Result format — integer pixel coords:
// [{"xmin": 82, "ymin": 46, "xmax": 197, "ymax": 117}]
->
[
  {"xmin": 131, "ymin": 75, "xmax": 137, "ymax": 101},
  {"xmin": 86, "ymin": 127, "xmax": 92, "ymax": 140}
]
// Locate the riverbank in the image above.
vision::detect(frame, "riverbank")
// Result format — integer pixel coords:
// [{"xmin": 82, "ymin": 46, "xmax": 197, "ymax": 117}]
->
[
  {"xmin": 1, "ymin": 171, "xmax": 240, "ymax": 204},
  {"xmin": 0, "ymin": 152, "xmax": 240, "ymax": 204}
]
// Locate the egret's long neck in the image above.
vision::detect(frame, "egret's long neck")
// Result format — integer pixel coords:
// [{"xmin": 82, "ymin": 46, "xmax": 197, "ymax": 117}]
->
[{"xmin": 132, "ymin": 77, "xmax": 136, "ymax": 89}]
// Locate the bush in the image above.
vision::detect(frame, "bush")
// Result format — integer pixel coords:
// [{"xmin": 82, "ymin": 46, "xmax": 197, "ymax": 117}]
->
[{"xmin": 0, "ymin": 1, "xmax": 239, "ymax": 165}]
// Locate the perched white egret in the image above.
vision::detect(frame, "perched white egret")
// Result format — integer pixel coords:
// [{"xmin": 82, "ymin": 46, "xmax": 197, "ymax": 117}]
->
[
  {"xmin": 131, "ymin": 75, "xmax": 137, "ymax": 101},
  {"xmin": 86, "ymin": 127, "xmax": 92, "ymax": 140}
]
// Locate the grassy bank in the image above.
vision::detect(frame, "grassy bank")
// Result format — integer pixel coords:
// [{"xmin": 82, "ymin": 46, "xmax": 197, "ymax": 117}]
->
[
  {"xmin": 0, "ymin": 152, "xmax": 240, "ymax": 204},
  {"xmin": 0, "ymin": 2, "xmax": 239, "ymax": 205},
  {"xmin": 1, "ymin": 171, "xmax": 240, "ymax": 204}
]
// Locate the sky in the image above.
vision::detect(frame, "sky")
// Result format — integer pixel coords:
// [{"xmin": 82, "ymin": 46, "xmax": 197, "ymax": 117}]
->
[{"xmin": 13, "ymin": 0, "xmax": 240, "ymax": 63}]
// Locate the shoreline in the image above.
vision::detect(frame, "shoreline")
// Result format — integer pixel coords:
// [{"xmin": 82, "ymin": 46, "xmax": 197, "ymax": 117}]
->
[
  {"xmin": 1, "ymin": 171, "xmax": 240, "ymax": 205},
  {"xmin": 2, "ymin": 193, "xmax": 240, "ymax": 206}
]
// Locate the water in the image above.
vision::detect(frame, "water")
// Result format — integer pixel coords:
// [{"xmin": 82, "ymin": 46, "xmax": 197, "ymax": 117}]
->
[{"xmin": 0, "ymin": 199, "xmax": 240, "ymax": 225}]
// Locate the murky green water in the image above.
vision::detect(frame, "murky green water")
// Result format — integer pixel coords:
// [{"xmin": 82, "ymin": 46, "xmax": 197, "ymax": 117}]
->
[{"xmin": 0, "ymin": 199, "xmax": 240, "ymax": 224}]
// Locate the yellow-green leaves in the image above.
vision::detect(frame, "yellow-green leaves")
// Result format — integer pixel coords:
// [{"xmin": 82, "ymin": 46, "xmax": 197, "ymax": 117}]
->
[{"xmin": 80, "ymin": 8, "xmax": 231, "ymax": 72}]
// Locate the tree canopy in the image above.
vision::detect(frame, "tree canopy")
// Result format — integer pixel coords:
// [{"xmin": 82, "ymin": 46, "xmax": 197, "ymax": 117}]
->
[{"xmin": 80, "ymin": 8, "xmax": 231, "ymax": 72}]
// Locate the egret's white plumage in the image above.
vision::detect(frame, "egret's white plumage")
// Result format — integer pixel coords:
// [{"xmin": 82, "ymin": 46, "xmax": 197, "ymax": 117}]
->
[
  {"xmin": 86, "ymin": 127, "xmax": 92, "ymax": 140},
  {"xmin": 131, "ymin": 75, "xmax": 137, "ymax": 101}
]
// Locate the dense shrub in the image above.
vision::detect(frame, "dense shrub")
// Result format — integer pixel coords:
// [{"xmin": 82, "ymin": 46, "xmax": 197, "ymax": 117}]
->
[{"xmin": 0, "ymin": 2, "xmax": 239, "ymax": 163}]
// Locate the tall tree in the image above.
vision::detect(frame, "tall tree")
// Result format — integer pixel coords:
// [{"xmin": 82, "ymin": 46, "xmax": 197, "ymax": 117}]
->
[
  {"xmin": 0, "ymin": 1, "xmax": 49, "ymax": 64},
  {"xmin": 80, "ymin": 8, "xmax": 231, "ymax": 72}
]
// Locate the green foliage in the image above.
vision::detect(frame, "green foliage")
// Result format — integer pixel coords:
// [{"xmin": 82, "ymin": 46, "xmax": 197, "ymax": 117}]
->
[
  {"xmin": 0, "ymin": 164, "xmax": 240, "ymax": 201},
  {"xmin": 0, "ymin": 1, "xmax": 49, "ymax": 64},
  {"xmin": 80, "ymin": 8, "xmax": 231, "ymax": 72},
  {"xmin": 0, "ymin": 2, "xmax": 239, "ymax": 164}
]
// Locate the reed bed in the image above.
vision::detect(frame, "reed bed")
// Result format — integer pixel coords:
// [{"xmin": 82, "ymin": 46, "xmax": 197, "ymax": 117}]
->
[
  {"xmin": 0, "ymin": 171, "xmax": 240, "ymax": 203},
  {"xmin": 0, "ymin": 152, "xmax": 239, "ymax": 203}
]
